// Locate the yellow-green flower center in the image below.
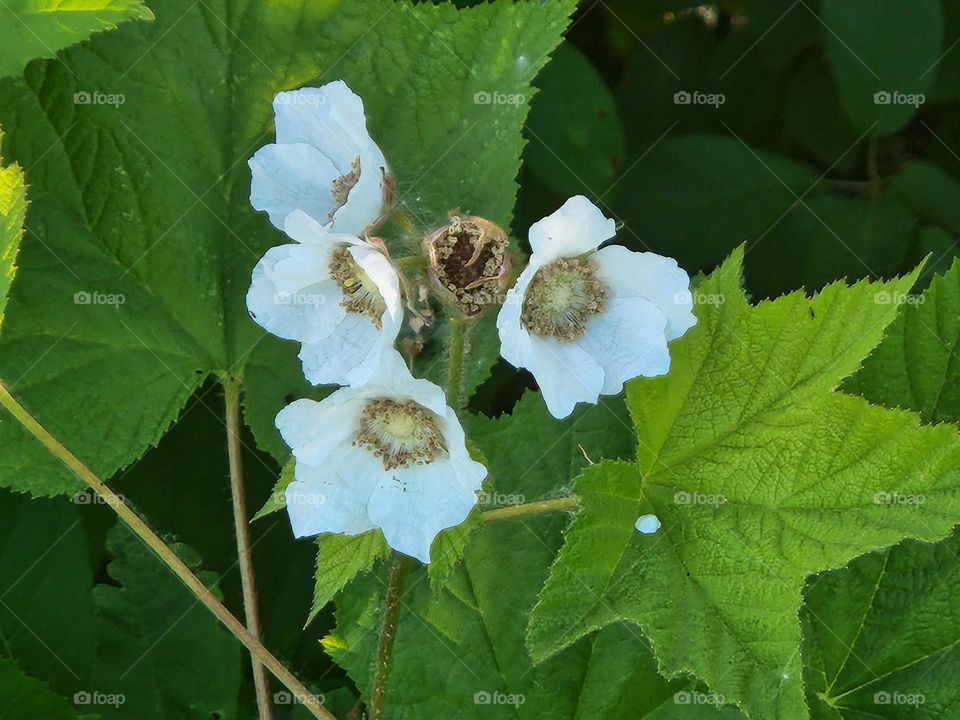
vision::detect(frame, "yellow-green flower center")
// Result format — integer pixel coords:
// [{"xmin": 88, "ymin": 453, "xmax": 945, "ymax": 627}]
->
[
  {"xmin": 356, "ymin": 398, "xmax": 445, "ymax": 470},
  {"xmin": 328, "ymin": 156, "xmax": 360, "ymax": 222},
  {"xmin": 329, "ymin": 245, "xmax": 386, "ymax": 327},
  {"xmin": 521, "ymin": 257, "xmax": 607, "ymax": 341}
]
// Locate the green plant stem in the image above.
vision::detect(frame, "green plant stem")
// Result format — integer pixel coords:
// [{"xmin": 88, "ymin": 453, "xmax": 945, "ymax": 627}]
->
[
  {"xmin": 223, "ymin": 377, "xmax": 273, "ymax": 720},
  {"xmin": 447, "ymin": 316, "xmax": 468, "ymax": 409},
  {"xmin": 480, "ymin": 496, "xmax": 580, "ymax": 524},
  {"xmin": 0, "ymin": 378, "xmax": 336, "ymax": 720},
  {"xmin": 369, "ymin": 553, "xmax": 411, "ymax": 720}
]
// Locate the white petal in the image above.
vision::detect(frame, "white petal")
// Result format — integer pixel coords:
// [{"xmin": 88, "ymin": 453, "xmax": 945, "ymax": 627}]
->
[
  {"xmin": 329, "ymin": 143, "xmax": 389, "ymax": 235},
  {"xmin": 275, "ymin": 393, "xmax": 363, "ymax": 466},
  {"xmin": 528, "ymin": 195, "xmax": 616, "ymax": 264},
  {"xmin": 285, "ymin": 445, "xmax": 381, "ymax": 538},
  {"xmin": 367, "ymin": 458, "xmax": 480, "ymax": 563},
  {"xmin": 496, "ymin": 262, "xmax": 538, "ymax": 367},
  {"xmin": 497, "ymin": 264, "xmax": 606, "ymax": 418},
  {"xmin": 298, "ymin": 312, "xmax": 388, "ymax": 387},
  {"xmin": 246, "ymin": 244, "xmax": 344, "ymax": 343},
  {"xmin": 579, "ymin": 297, "xmax": 671, "ymax": 395},
  {"xmin": 594, "ymin": 245, "xmax": 697, "ymax": 341},
  {"xmin": 352, "ymin": 350, "xmax": 449, "ymax": 417},
  {"xmin": 520, "ymin": 333, "xmax": 605, "ymax": 419},
  {"xmin": 283, "ymin": 209, "xmax": 368, "ymax": 248},
  {"xmin": 348, "ymin": 244, "xmax": 403, "ymax": 339},
  {"xmin": 272, "ymin": 82, "xmax": 371, "ymax": 170},
  {"xmin": 249, "ymin": 143, "xmax": 340, "ymax": 230}
]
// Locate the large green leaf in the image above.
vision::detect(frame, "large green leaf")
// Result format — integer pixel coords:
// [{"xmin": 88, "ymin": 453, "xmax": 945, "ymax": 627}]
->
[
  {"xmin": 0, "ymin": 657, "xmax": 80, "ymax": 720},
  {"xmin": 614, "ymin": 135, "xmax": 820, "ymax": 272},
  {"xmin": 91, "ymin": 525, "xmax": 243, "ymax": 720},
  {"xmin": 821, "ymin": 0, "xmax": 943, "ymax": 134},
  {"xmin": 527, "ymin": 248, "xmax": 960, "ymax": 719},
  {"xmin": 0, "ymin": 129, "xmax": 25, "ymax": 328},
  {"xmin": 802, "ymin": 534, "xmax": 960, "ymax": 719},
  {"xmin": 844, "ymin": 258, "xmax": 960, "ymax": 423},
  {"xmin": 0, "ymin": 492, "xmax": 95, "ymax": 696},
  {"xmin": 327, "ymin": 396, "xmax": 744, "ymax": 718},
  {"xmin": 0, "ymin": 0, "xmax": 576, "ymax": 497},
  {"xmin": 802, "ymin": 255, "xmax": 960, "ymax": 718},
  {"xmin": 0, "ymin": 0, "xmax": 153, "ymax": 79}
]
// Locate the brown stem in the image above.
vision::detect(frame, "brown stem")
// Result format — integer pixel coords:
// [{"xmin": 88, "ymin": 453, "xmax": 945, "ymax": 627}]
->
[
  {"xmin": 223, "ymin": 377, "xmax": 273, "ymax": 720},
  {"xmin": 369, "ymin": 553, "xmax": 410, "ymax": 720}
]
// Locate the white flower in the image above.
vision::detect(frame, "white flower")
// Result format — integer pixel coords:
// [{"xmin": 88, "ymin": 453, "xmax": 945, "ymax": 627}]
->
[
  {"xmin": 249, "ymin": 80, "xmax": 390, "ymax": 235},
  {"xmin": 276, "ymin": 351, "xmax": 487, "ymax": 563},
  {"xmin": 497, "ymin": 195, "xmax": 696, "ymax": 419},
  {"xmin": 246, "ymin": 210, "xmax": 402, "ymax": 387}
]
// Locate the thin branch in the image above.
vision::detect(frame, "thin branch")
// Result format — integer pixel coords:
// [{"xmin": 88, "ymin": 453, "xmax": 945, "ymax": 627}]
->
[
  {"xmin": 369, "ymin": 553, "xmax": 410, "ymax": 720},
  {"xmin": 223, "ymin": 377, "xmax": 273, "ymax": 720},
  {"xmin": 0, "ymin": 378, "xmax": 336, "ymax": 720},
  {"xmin": 480, "ymin": 496, "xmax": 580, "ymax": 524}
]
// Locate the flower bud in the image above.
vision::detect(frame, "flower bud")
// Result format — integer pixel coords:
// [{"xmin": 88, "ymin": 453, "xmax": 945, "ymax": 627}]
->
[{"xmin": 423, "ymin": 215, "xmax": 510, "ymax": 317}]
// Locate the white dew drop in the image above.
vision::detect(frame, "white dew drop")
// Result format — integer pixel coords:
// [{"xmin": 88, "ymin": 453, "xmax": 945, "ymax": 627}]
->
[{"xmin": 635, "ymin": 514, "xmax": 661, "ymax": 535}]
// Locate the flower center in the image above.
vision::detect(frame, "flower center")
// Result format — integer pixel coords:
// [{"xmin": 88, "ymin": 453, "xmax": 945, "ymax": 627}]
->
[
  {"xmin": 428, "ymin": 216, "xmax": 508, "ymax": 316},
  {"xmin": 521, "ymin": 257, "xmax": 607, "ymax": 341},
  {"xmin": 328, "ymin": 156, "xmax": 361, "ymax": 222},
  {"xmin": 329, "ymin": 245, "xmax": 386, "ymax": 327},
  {"xmin": 356, "ymin": 398, "xmax": 445, "ymax": 470}
]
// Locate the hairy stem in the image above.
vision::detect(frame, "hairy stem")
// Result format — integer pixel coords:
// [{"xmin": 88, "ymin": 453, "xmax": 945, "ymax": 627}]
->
[
  {"xmin": 447, "ymin": 316, "xmax": 468, "ymax": 409},
  {"xmin": 223, "ymin": 377, "xmax": 273, "ymax": 720},
  {"xmin": 480, "ymin": 496, "xmax": 580, "ymax": 524},
  {"xmin": 369, "ymin": 553, "xmax": 411, "ymax": 720},
  {"xmin": 0, "ymin": 378, "xmax": 336, "ymax": 720}
]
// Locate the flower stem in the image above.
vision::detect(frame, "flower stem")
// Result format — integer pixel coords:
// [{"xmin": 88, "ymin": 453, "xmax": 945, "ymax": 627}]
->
[
  {"xmin": 447, "ymin": 316, "xmax": 468, "ymax": 409},
  {"xmin": 222, "ymin": 377, "xmax": 273, "ymax": 720},
  {"xmin": 0, "ymin": 378, "xmax": 336, "ymax": 720},
  {"xmin": 480, "ymin": 496, "xmax": 580, "ymax": 524},
  {"xmin": 369, "ymin": 553, "xmax": 410, "ymax": 720}
]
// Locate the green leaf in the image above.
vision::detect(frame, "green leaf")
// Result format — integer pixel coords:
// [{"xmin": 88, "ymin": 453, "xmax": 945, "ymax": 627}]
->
[
  {"xmin": 0, "ymin": 491, "xmax": 96, "ymax": 696},
  {"xmin": 0, "ymin": 657, "xmax": 80, "ymax": 720},
  {"xmin": 91, "ymin": 524, "xmax": 242, "ymax": 720},
  {"xmin": 252, "ymin": 457, "xmax": 295, "ymax": 522},
  {"xmin": 822, "ymin": 0, "xmax": 943, "ymax": 134},
  {"xmin": 307, "ymin": 531, "xmax": 389, "ymax": 624},
  {"xmin": 524, "ymin": 43, "xmax": 625, "ymax": 201},
  {"xmin": 0, "ymin": 0, "xmax": 577, "ymax": 497},
  {"xmin": 802, "ymin": 534, "xmax": 960, "ymax": 718},
  {"xmin": 528, "ymin": 248, "xmax": 960, "ymax": 719},
  {"xmin": 0, "ymin": 0, "xmax": 153, "ymax": 79},
  {"xmin": 0, "ymin": 129, "xmax": 25, "ymax": 329},
  {"xmin": 614, "ymin": 135, "xmax": 820, "ymax": 272},
  {"xmin": 844, "ymin": 258, "xmax": 960, "ymax": 423},
  {"xmin": 744, "ymin": 193, "xmax": 916, "ymax": 299}
]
